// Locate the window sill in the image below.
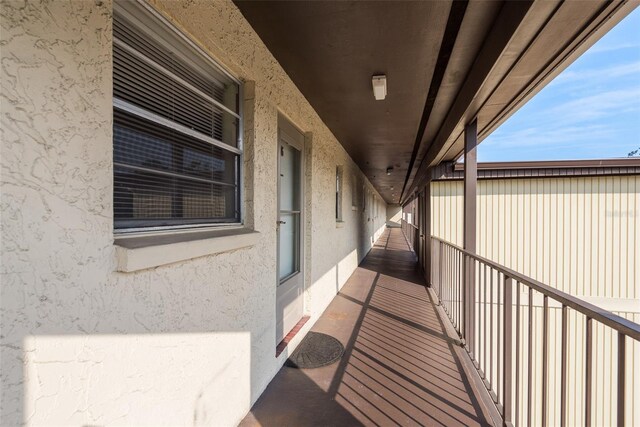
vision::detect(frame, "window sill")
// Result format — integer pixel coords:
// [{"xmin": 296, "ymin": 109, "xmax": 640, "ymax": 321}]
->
[
  {"xmin": 114, "ymin": 227, "xmax": 260, "ymax": 272},
  {"xmin": 336, "ymin": 221, "xmax": 345, "ymax": 228}
]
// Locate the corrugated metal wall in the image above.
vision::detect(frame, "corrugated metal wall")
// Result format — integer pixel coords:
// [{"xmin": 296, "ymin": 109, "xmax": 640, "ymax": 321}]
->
[{"xmin": 431, "ymin": 175, "xmax": 640, "ymax": 426}]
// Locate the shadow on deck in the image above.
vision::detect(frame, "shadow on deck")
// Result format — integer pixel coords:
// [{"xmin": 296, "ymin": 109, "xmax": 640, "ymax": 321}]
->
[{"xmin": 240, "ymin": 228, "xmax": 496, "ymax": 426}]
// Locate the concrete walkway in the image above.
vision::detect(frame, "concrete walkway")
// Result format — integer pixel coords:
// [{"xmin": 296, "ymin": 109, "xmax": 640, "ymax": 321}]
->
[{"xmin": 240, "ymin": 228, "xmax": 494, "ymax": 427}]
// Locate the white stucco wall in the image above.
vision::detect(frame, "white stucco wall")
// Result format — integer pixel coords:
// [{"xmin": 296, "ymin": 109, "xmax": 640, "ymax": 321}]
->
[{"xmin": 0, "ymin": 1, "xmax": 387, "ymax": 425}]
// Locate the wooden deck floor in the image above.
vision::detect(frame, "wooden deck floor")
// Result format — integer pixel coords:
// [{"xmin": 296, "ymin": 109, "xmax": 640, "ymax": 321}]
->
[{"xmin": 240, "ymin": 228, "xmax": 496, "ymax": 427}]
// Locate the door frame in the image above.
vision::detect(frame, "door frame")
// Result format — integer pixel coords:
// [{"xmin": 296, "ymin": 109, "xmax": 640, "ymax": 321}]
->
[{"xmin": 275, "ymin": 114, "xmax": 305, "ymax": 343}]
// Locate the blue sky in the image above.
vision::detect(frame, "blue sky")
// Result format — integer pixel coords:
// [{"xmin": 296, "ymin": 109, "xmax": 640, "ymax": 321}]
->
[{"xmin": 478, "ymin": 8, "xmax": 640, "ymax": 162}]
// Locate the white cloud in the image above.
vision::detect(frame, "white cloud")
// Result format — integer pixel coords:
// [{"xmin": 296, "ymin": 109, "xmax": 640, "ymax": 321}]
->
[
  {"xmin": 547, "ymin": 87, "xmax": 640, "ymax": 123},
  {"xmin": 584, "ymin": 41, "xmax": 640, "ymax": 55},
  {"xmin": 550, "ymin": 61, "xmax": 640, "ymax": 87},
  {"xmin": 479, "ymin": 8, "xmax": 640, "ymax": 161}
]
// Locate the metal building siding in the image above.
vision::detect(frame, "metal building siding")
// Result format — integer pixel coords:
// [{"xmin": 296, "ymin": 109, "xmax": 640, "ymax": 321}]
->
[
  {"xmin": 431, "ymin": 175, "xmax": 639, "ymax": 426},
  {"xmin": 432, "ymin": 175, "xmax": 639, "ymax": 302}
]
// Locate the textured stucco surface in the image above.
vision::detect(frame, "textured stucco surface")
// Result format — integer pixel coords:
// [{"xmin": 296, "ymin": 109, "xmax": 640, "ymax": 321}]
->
[{"xmin": 0, "ymin": 0, "xmax": 387, "ymax": 425}]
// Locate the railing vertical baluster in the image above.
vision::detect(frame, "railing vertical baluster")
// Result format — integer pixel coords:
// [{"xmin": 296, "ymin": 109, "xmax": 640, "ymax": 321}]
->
[
  {"xmin": 457, "ymin": 250, "xmax": 460, "ymax": 331},
  {"xmin": 498, "ymin": 272, "xmax": 502, "ymax": 405},
  {"xmin": 444, "ymin": 246, "xmax": 448, "ymax": 311},
  {"xmin": 427, "ymin": 238, "xmax": 640, "ymax": 427},
  {"xmin": 451, "ymin": 247, "xmax": 454, "ymax": 322},
  {"xmin": 449, "ymin": 248, "xmax": 452, "ymax": 319},
  {"xmin": 617, "ymin": 332, "xmax": 625, "ymax": 427},
  {"xmin": 448, "ymin": 246, "xmax": 452, "ymax": 321},
  {"xmin": 470, "ymin": 258, "xmax": 475, "ymax": 359},
  {"xmin": 439, "ymin": 241, "xmax": 443, "ymax": 297},
  {"xmin": 433, "ymin": 240, "xmax": 442, "ymax": 302},
  {"xmin": 515, "ymin": 281, "xmax": 521, "ymax": 427},
  {"xmin": 464, "ymin": 254, "xmax": 469, "ymax": 345},
  {"xmin": 453, "ymin": 248, "xmax": 456, "ymax": 324},
  {"xmin": 460, "ymin": 251, "xmax": 464, "ymax": 335},
  {"xmin": 444, "ymin": 246, "xmax": 451, "ymax": 316},
  {"xmin": 542, "ymin": 295, "xmax": 549, "ymax": 427},
  {"xmin": 430, "ymin": 239, "xmax": 434, "ymax": 289},
  {"xmin": 449, "ymin": 246, "xmax": 452, "ymax": 319},
  {"xmin": 490, "ymin": 267, "xmax": 494, "ymax": 398},
  {"xmin": 585, "ymin": 317, "xmax": 592, "ymax": 427},
  {"xmin": 504, "ymin": 275, "xmax": 514, "ymax": 427},
  {"xmin": 528, "ymin": 287, "xmax": 533, "ymax": 427},
  {"xmin": 561, "ymin": 304, "xmax": 568, "ymax": 427},
  {"xmin": 444, "ymin": 246, "xmax": 448, "ymax": 312},
  {"xmin": 452, "ymin": 247, "xmax": 455, "ymax": 322},
  {"xmin": 460, "ymin": 251, "xmax": 463, "ymax": 333},
  {"xmin": 484, "ymin": 263, "xmax": 488, "ymax": 378},
  {"xmin": 460, "ymin": 252, "xmax": 464, "ymax": 335},
  {"xmin": 460, "ymin": 251, "xmax": 463, "ymax": 334},
  {"xmin": 438, "ymin": 242, "xmax": 444, "ymax": 303},
  {"xmin": 472, "ymin": 259, "xmax": 475, "ymax": 359}
]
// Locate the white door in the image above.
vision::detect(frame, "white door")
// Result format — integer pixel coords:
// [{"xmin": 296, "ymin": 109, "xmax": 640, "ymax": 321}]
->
[{"xmin": 276, "ymin": 116, "xmax": 304, "ymax": 344}]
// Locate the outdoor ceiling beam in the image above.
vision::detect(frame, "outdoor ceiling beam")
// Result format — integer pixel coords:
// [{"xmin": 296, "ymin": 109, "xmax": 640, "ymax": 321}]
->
[
  {"xmin": 405, "ymin": 0, "xmax": 634, "ymax": 202},
  {"xmin": 399, "ymin": 0, "xmax": 469, "ymax": 204},
  {"xmin": 475, "ymin": 0, "xmax": 634, "ymax": 145},
  {"xmin": 402, "ymin": 0, "xmax": 534, "ymax": 203}
]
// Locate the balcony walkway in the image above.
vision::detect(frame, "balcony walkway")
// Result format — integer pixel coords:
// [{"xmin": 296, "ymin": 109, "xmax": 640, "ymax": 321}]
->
[{"xmin": 240, "ymin": 228, "xmax": 496, "ymax": 427}]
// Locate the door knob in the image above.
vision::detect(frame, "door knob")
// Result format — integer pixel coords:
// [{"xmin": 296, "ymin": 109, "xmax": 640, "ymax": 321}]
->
[{"xmin": 277, "ymin": 220, "xmax": 287, "ymax": 225}]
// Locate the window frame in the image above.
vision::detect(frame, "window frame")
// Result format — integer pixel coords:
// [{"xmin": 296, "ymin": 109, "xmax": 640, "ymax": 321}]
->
[
  {"xmin": 351, "ymin": 173, "xmax": 359, "ymax": 210},
  {"xmin": 112, "ymin": 0, "xmax": 244, "ymax": 234},
  {"xmin": 335, "ymin": 166, "xmax": 343, "ymax": 222},
  {"xmin": 362, "ymin": 185, "xmax": 367, "ymax": 213}
]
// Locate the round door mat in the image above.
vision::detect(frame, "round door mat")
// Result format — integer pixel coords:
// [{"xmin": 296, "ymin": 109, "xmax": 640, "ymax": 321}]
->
[{"xmin": 285, "ymin": 331, "xmax": 345, "ymax": 369}]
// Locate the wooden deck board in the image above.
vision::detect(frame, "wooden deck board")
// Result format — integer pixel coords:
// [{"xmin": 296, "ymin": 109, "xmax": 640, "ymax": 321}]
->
[{"xmin": 240, "ymin": 228, "xmax": 495, "ymax": 427}]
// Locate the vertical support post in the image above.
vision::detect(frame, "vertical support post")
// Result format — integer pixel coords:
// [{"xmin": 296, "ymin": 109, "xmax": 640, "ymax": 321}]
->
[
  {"xmin": 504, "ymin": 276, "xmax": 514, "ymax": 427},
  {"xmin": 464, "ymin": 119, "xmax": 478, "ymax": 356},
  {"xmin": 424, "ymin": 177, "xmax": 432, "ymax": 286}
]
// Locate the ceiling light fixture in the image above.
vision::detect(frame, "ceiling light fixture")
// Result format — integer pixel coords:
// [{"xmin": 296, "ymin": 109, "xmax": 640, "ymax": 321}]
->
[
  {"xmin": 372, "ymin": 75, "xmax": 387, "ymax": 101},
  {"xmin": 386, "ymin": 167, "xmax": 393, "ymax": 175}
]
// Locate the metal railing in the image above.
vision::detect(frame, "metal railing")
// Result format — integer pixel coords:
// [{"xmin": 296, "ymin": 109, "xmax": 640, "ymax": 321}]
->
[
  {"xmin": 400, "ymin": 219, "xmax": 420, "ymax": 254},
  {"xmin": 430, "ymin": 236, "xmax": 640, "ymax": 427}
]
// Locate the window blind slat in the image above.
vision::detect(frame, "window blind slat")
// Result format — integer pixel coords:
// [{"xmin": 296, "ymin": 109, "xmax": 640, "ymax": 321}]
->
[
  {"xmin": 113, "ymin": 4, "xmax": 241, "ymax": 231},
  {"xmin": 114, "ymin": 44, "xmax": 238, "ymax": 147},
  {"xmin": 114, "ymin": 18, "xmax": 232, "ymax": 109}
]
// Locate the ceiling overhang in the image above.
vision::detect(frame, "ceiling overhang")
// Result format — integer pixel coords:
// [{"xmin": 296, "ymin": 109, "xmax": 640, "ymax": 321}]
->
[{"xmin": 234, "ymin": 0, "xmax": 637, "ymax": 204}]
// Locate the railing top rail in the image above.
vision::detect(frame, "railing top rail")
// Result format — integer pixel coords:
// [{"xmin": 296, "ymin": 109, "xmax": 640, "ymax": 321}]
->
[
  {"xmin": 431, "ymin": 235, "xmax": 640, "ymax": 341},
  {"xmin": 401, "ymin": 220, "xmax": 419, "ymax": 230}
]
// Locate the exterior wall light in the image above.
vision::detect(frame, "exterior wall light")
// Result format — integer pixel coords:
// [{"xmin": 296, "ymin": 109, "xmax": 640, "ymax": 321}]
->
[{"xmin": 372, "ymin": 75, "xmax": 387, "ymax": 100}]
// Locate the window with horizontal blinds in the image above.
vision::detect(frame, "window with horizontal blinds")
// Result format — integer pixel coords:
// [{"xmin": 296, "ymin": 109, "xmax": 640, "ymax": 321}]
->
[{"xmin": 113, "ymin": 1, "xmax": 241, "ymax": 231}]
